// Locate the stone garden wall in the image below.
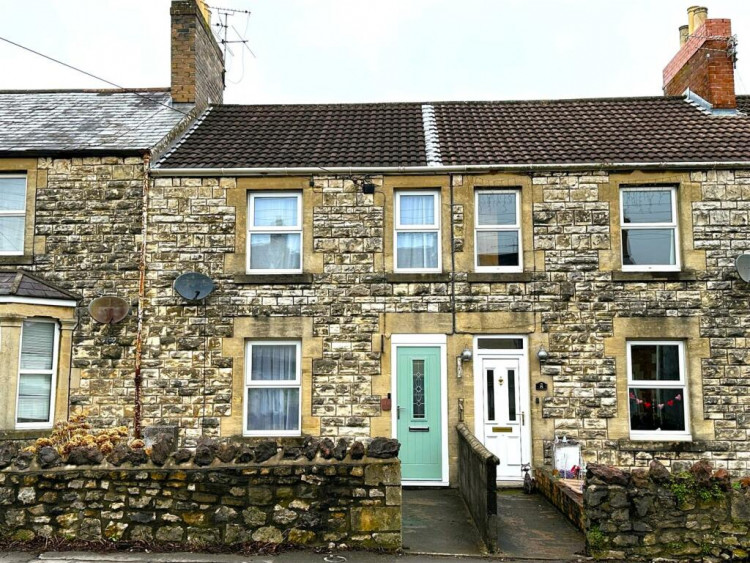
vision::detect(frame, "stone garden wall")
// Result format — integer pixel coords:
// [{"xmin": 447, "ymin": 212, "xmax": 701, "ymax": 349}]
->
[
  {"xmin": 0, "ymin": 437, "xmax": 402, "ymax": 550},
  {"xmin": 584, "ymin": 461, "xmax": 750, "ymax": 560}
]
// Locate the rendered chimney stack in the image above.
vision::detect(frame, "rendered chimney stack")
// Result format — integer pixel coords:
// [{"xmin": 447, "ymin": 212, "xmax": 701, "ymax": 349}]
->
[
  {"xmin": 170, "ymin": 0, "xmax": 225, "ymax": 107},
  {"xmin": 663, "ymin": 6, "xmax": 737, "ymax": 110}
]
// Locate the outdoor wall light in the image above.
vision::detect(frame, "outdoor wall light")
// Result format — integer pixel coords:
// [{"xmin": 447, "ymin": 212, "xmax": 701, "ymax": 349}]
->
[
  {"xmin": 537, "ymin": 346, "xmax": 549, "ymax": 364},
  {"xmin": 456, "ymin": 348, "xmax": 473, "ymax": 379}
]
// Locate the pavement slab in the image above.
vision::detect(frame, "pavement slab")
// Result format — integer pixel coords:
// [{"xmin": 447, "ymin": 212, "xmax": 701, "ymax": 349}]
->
[
  {"xmin": 496, "ymin": 489, "xmax": 585, "ymax": 561},
  {"xmin": 402, "ymin": 488, "xmax": 485, "ymax": 556}
]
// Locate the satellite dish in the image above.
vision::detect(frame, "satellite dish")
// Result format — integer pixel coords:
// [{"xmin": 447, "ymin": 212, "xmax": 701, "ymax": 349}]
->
[
  {"xmin": 88, "ymin": 296, "xmax": 130, "ymax": 324},
  {"xmin": 174, "ymin": 272, "xmax": 215, "ymax": 301},
  {"xmin": 736, "ymin": 254, "xmax": 750, "ymax": 282}
]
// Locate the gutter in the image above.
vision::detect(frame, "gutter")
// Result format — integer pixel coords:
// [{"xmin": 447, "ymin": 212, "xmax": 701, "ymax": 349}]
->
[{"xmin": 150, "ymin": 161, "xmax": 750, "ymax": 177}]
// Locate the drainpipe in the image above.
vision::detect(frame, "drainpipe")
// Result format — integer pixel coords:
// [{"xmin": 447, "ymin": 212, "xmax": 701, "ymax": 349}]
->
[
  {"xmin": 450, "ymin": 173, "xmax": 457, "ymax": 337},
  {"xmin": 133, "ymin": 152, "xmax": 150, "ymax": 438}
]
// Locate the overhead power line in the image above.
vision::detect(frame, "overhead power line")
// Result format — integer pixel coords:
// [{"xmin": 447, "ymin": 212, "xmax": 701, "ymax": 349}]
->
[{"xmin": 0, "ymin": 35, "xmax": 190, "ymax": 117}]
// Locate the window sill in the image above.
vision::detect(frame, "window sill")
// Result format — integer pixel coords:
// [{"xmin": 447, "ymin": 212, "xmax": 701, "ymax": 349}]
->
[
  {"xmin": 617, "ymin": 437, "xmax": 707, "ymax": 452},
  {"xmin": 612, "ymin": 270, "xmax": 697, "ymax": 282},
  {"xmin": 234, "ymin": 273, "xmax": 313, "ymax": 285},
  {"xmin": 467, "ymin": 272, "xmax": 533, "ymax": 283},
  {"xmin": 0, "ymin": 255, "xmax": 34, "ymax": 265},
  {"xmin": 0, "ymin": 428, "xmax": 50, "ymax": 440},
  {"xmin": 386, "ymin": 273, "xmax": 451, "ymax": 283}
]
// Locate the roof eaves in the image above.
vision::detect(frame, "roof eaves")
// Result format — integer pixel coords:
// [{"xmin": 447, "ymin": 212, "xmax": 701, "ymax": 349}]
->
[{"xmin": 153, "ymin": 106, "xmax": 214, "ymax": 168}]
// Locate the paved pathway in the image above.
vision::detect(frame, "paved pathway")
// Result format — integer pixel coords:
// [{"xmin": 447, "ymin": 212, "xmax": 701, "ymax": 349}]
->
[
  {"xmin": 402, "ymin": 488, "xmax": 484, "ymax": 556},
  {"xmin": 496, "ymin": 489, "xmax": 585, "ymax": 561}
]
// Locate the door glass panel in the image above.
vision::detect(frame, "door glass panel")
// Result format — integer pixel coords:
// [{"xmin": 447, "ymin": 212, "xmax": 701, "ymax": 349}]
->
[
  {"xmin": 507, "ymin": 369, "xmax": 517, "ymax": 421},
  {"xmin": 486, "ymin": 368, "xmax": 495, "ymax": 421},
  {"xmin": 477, "ymin": 338, "xmax": 523, "ymax": 350},
  {"xmin": 412, "ymin": 359, "xmax": 425, "ymax": 419}
]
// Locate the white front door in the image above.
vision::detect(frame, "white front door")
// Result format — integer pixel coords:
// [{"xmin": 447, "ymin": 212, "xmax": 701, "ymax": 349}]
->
[{"xmin": 480, "ymin": 356, "xmax": 526, "ymax": 481}]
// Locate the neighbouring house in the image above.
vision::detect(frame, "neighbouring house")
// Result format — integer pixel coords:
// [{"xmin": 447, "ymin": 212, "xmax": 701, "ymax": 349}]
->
[
  {"xmin": 0, "ymin": 0, "xmax": 222, "ymax": 439},
  {"xmin": 3, "ymin": 2, "xmax": 750, "ymax": 490}
]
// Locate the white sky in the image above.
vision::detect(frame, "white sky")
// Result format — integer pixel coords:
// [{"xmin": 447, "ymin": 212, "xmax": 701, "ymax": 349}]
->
[{"xmin": 1, "ymin": 1, "xmax": 749, "ymax": 104}]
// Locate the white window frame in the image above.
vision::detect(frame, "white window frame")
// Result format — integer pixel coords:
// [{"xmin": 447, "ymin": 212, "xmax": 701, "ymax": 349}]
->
[
  {"xmin": 626, "ymin": 340, "xmax": 691, "ymax": 441},
  {"xmin": 246, "ymin": 191, "xmax": 303, "ymax": 274},
  {"xmin": 620, "ymin": 186, "xmax": 680, "ymax": 272},
  {"xmin": 474, "ymin": 189, "xmax": 522, "ymax": 273},
  {"xmin": 15, "ymin": 318, "xmax": 59, "ymax": 430},
  {"xmin": 0, "ymin": 174, "xmax": 27, "ymax": 256},
  {"xmin": 243, "ymin": 340, "xmax": 302, "ymax": 437},
  {"xmin": 394, "ymin": 190, "xmax": 441, "ymax": 273}
]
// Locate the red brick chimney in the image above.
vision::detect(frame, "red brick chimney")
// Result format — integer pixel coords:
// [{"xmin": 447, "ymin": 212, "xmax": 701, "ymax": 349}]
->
[
  {"xmin": 170, "ymin": 0, "xmax": 225, "ymax": 107},
  {"xmin": 663, "ymin": 6, "xmax": 738, "ymax": 110}
]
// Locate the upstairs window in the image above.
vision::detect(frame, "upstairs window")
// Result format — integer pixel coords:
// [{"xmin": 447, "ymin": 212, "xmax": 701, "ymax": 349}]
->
[
  {"xmin": 16, "ymin": 320, "xmax": 58, "ymax": 429},
  {"xmin": 0, "ymin": 175, "xmax": 26, "ymax": 255},
  {"xmin": 621, "ymin": 187, "xmax": 679, "ymax": 271},
  {"xmin": 475, "ymin": 189, "xmax": 521, "ymax": 272},
  {"xmin": 395, "ymin": 190, "xmax": 441, "ymax": 272},
  {"xmin": 627, "ymin": 341, "xmax": 689, "ymax": 441},
  {"xmin": 247, "ymin": 192, "xmax": 302, "ymax": 273},
  {"xmin": 244, "ymin": 341, "xmax": 301, "ymax": 436}
]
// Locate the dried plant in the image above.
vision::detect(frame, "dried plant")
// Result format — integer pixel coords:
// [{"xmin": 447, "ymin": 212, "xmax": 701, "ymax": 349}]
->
[{"xmin": 28, "ymin": 412, "xmax": 131, "ymax": 458}]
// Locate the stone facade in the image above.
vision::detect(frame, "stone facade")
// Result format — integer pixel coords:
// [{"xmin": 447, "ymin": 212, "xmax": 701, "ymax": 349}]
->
[
  {"xmin": 0, "ymin": 439, "xmax": 401, "ymax": 549},
  {"xmin": 3, "ymin": 161, "xmax": 750, "ymax": 482}
]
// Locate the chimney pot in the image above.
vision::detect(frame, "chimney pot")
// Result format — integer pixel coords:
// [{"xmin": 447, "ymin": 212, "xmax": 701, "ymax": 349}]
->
[
  {"xmin": 693, "ymin": 7, "xmax": 708, "ymax": 33},
  {"xmin": 664, "ymin": 7, "xmax": 736, "ymax": 110},
  {"xmin": 679, "ymin": 25, "xmax": 689, "ymax": 47}
]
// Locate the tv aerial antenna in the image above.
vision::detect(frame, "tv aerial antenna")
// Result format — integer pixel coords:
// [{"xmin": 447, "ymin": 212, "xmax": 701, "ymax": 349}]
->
[{"xmin": 208, "ymin": 4, "xmax": 256, "ymax": 64}]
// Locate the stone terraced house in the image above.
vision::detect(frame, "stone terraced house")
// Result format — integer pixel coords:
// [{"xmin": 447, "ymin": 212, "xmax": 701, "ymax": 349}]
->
[
  {"xmin": 0, "ymin": 1, "xmax": 220, "ymax": 438},
  {"xmin": 3, "ymin": 2, "xmax": 750, "ymax": 487}
]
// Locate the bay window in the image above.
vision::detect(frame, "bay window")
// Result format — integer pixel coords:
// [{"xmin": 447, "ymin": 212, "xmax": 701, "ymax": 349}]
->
[{"xmin": 16, "ymin": 319, "xmax": 58, "ymax": 428}]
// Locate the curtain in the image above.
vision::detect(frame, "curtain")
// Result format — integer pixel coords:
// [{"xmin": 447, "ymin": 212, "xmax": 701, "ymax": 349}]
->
[
  {"xmin": 253, "ymin": 196, "xmax": 298, "ymax": 227},
  {"xmin": 399, "ymin": 194, "xmax": 434, "ymax": 225},
  {"xmin": 247, "ymin": 344, "xmax": 299, "ymax": 431},
  {"xmin": 251, "ymin": 344, "xmax": 296, "ymax": 380},
  {"xmin": 396, "ymin": 232, "xmax": 438, "ymax": 269},
  {"xmin": 247, "ymin": 388, "xmax": 300, "ymax": 431},
  {"xmin": 249, "ymin": 233, "xmax": 301, "ymax": 270}
]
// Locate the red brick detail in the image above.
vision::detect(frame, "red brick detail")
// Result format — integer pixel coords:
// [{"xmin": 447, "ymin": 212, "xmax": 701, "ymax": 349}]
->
[{"xmin": 662, "ymin": 19, "xmax": 736, "ymax": 109}]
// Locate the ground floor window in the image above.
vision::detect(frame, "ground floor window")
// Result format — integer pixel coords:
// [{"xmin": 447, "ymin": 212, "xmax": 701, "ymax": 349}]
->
[
  {"xmin": 16, "ymin": 319, "xmax": 58, "ymax": 428},
  {"xmin": 627, "ymin": 340, "xmax": 689, "ymax": 440},
  {"xmin": 244, "ymin": 340, "xmax": 301, "ymax": 436}
]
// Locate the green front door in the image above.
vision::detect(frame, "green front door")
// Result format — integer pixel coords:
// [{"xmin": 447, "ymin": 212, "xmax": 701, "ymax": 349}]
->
[{"xmin": 396, "ymin": 346, "xmax": 442, "ymax": 481}]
